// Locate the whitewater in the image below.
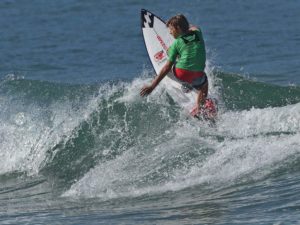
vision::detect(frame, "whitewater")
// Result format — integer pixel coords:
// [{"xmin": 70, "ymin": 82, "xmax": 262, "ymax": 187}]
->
[{"xmin": 1, "ymin": 66, "xmax": 300, "ymax": 223}]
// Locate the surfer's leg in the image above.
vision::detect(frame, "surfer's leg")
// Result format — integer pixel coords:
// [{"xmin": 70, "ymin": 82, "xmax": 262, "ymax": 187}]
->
[
  {"xmin": 192, "ymin": 74, "xmax": 208, "ymax": 106},
  {"xmin": 197, "ymin": 80, "xmax": 208, "ymax": 106},
  {"xmin": 190, "ymin": 79, "xmax": 208, "ymax": 117},
  {"xmin": 196, "ymin": 79, "xmax": 208, "ymax": 106}
]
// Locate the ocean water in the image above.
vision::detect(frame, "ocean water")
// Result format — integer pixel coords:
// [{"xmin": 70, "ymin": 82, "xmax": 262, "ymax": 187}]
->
[{"xmin": 1, "ymin": 0, "xmax": 300, "ymax": 224}]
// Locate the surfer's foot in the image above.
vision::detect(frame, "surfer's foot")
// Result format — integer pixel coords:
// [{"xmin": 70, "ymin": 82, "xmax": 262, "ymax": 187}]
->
[{"xmin": 190, "ymin": 99, "xmax": 217, "ymax": 119}]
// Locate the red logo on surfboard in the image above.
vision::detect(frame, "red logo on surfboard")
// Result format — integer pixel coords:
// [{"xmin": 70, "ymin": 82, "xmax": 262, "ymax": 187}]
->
[
  {"xmin": 156, "ymin": 35, "xmax": 168, "ymax": 51},
  {"xmin": 154, "ymin": 50, "xmax": 166, "ymax": 62}
]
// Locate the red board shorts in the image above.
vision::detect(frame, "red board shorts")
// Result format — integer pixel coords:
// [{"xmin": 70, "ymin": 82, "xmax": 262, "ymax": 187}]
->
[{"xmin": 173, "ymin": 67, "xmax": 207, "ymax": 90}]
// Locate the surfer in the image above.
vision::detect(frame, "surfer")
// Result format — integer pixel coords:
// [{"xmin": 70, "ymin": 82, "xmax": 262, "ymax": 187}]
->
[{"xmin": 140, "ymin": 14, "xmax": 208, "ymax": 116}]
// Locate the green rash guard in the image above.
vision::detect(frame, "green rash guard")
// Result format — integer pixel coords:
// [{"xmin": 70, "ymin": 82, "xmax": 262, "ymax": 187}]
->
[{"xmin": 167, "ymin": 29, "xmax": 206, "ymax": 72}]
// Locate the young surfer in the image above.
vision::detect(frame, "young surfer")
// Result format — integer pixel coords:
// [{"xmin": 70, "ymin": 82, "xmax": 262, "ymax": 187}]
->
[{"xmin": 140, "ymin": 14, "xmax": 209, "ymax": 116}]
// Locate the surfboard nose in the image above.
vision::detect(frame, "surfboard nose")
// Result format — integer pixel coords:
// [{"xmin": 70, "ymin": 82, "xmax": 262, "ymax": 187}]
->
[{"xmin": 141, "ymin": 9, "xmax": 155, "ymax": 28}]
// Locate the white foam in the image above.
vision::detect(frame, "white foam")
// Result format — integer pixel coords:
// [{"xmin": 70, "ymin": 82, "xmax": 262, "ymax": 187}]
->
[
  {"xmin": 217, "ymin": 103, "xmax": 300, "ymax": 137},
  {"xmin": 0, "ymin": 83, "xmax": 120, "ymax": 175},
  {"xmin": 64, "ymin": 96, "xmax": 300, "ymax": 200}
]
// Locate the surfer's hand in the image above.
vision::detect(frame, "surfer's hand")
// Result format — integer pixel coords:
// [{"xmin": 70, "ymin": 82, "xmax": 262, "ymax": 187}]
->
[
  {"xmin": 189, "ymin": 25, "xmax": 199, "ymax": 31},
  {"xmin": 140, "ymin": 84, "xmax": 154, "ymax": 97}
]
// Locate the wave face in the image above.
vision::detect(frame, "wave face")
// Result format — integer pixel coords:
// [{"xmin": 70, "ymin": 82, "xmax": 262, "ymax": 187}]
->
[
  {"xmin": 1, "ymin": 71, "xmax": 300, "ymax": 224},
  {"xmin": 2, "ymin": 70, "xmax": 300, "ymax": 198}
]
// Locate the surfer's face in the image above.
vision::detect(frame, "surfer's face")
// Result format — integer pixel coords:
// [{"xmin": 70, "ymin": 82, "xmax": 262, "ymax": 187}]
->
[{"xmin": 168, "ymin": 25, "xmax": 181, "ymax": 38}]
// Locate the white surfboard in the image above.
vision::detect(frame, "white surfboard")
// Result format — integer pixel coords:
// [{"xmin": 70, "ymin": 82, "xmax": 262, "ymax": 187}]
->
[{"xmin": 141, "ymin": 9, "xmax": 198, "ymax": 111}]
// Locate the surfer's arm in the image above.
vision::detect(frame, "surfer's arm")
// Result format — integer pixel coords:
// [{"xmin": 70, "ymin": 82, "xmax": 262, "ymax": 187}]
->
[
  {"xmin": 140, "ymin": 61, "xmax": 173, "ymax": 96},
  {"xmin": 152, "ymin": 61, "xmax": 173, "ymax": 88}
]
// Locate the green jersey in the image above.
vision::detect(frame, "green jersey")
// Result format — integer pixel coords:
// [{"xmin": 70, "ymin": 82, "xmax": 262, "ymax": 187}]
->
[{"xmin": 167, "ymin": 29, "xmax": 206, "ymax": 72}]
